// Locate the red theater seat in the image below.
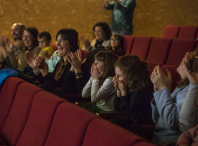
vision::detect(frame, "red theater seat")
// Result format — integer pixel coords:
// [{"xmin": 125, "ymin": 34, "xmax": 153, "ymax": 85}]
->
[
  {"xmin": 163, "ymin": 26, "xmax": 180, "ymax": 39},
  {"xmin": 178, "ymin": 26, "xmax": 198, "ymax": 40},
  {"xmin": 131, "ymin": 36, "xmax": 153, "ymax": 60},
  {"xmin": 146, "ymin": 37, "xmax": 172, "ymax": 64},
  {"xmin": 122, "ymin": 35, "xmax": 135, "ymax": 55}
]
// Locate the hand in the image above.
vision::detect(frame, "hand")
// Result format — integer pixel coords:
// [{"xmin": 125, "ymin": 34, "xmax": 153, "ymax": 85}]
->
[
  {"xmin": 0, "ymin": 35, "xmax": 5, "ymax": 46},
  {"xmin": 15, "ymin": 40, "xmax": 24, "ymax": 50},
  {"xmin": 117, "ymin": 80, "xmax": 127, "ymax": 96},
  {"xmin": 184, "ymin": 52, "xmax": 198, "ymax": 84},
  {"xmin": 4, "ymin": 37, "xmax": 14, "ymax": 52},
  {"xmin": 150, "ymin": 65, "xmax": 172, "ymax": 90},
  {"xmin": 91, "ymin": 63, "xmax": 103, "ymax": 80},
  {"xmin": 34, "ymin": 55, "xmax": 47, "ymax": 69},
  {"xmin": 24, "ymin": 52, "xmax": 38, "ymax": 69},
  {"xmin": 79, "ymin": 35, "xmax": 91, "ymax": 48},
  {"xmin": 42, "ymin": 50, "xmax": 50, "ymax": 60},
  {"xmin": 112, "ymin": 75, "xmax": 119, "ymax": 90}
]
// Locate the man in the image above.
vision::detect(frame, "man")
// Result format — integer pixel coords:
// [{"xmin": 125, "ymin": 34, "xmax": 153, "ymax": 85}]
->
[
  {"xmin": 11, "ymin": 23, "xmax": 25, "ymax": 41},
  {"xmin": 104, "ymin": 0, "xmax": 136, "ymax": 35}
]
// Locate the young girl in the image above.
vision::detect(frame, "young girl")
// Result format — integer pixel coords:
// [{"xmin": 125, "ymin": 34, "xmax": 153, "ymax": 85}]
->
[
  {"xmin": 111, "ymin": 55, "xmax": 154, "ymax": 137},
  {"xmin": 82, "ymin": 51, "xmax": 119, "ymax": 111},
  {"xmin": 106, "ymin": 33, "xmax": 125, "ymax": 56}
]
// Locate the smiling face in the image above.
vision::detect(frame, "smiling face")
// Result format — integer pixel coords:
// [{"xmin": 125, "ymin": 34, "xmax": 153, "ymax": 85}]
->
[
  {"xmin": 94, "ymin": 59, "xmax": 105, "ymax": 74},
  {"xmin": 110, "ymin": 36, "xmax": 120, "ymax": 49},
  {"xmin": 56, "ymin": 34, "xmax": 71, "ymax": 57},
  {"xmin": 94, "ymin": 26, "xmax": 105, "ymax": 41},
  {"xmin": 38, "ymin": 36, "xmax": 51, "ymax": 49},
  {"xmin": 22, "ymin": 30, "xmax": 35, "ymax": 48},
  {"xmin": 115, "ymin": 66, "xmax": 128, "ymax": 85},
  {"xmin": 11, "ymin": 24, "xmax": 23, "ymax": 41}
]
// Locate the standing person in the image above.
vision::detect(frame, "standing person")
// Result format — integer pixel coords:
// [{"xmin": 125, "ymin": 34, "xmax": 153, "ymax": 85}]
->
[
  {"xmin": 80, "ymin": 22, "xmax": 111, "ymax": 51},
  {"xmin": 111, "ymin": 55, "xmax": 154, "ymax": 137},
  {"xmin": 104, "ymin": 0, "xmax": 136, "ymax": 35},
  {"xmin": 150, "ymin": 59, "xmax": 190, "ymax": 145}
]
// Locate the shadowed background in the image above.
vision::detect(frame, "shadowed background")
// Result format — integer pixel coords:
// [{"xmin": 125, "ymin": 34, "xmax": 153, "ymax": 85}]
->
[{"xmin": 0, "ymin": 0, "xmax": 198, "ymax": 47}]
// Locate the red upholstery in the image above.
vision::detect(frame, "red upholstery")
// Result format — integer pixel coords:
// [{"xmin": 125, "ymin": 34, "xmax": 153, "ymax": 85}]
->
[
  {"xmin": 160, "ymin": 65, "xmax": 181, "ymax": 92},
  {"xmin": 166, "ymin": 39, "xmax": 197, "ymax": 66},
  {"xmin": 50, "ymin": 44, "xmax": 58, "ymax": 51},
  {"xmin": 16, "ymin": 91, "xmax": 65, "ymax": 146},
  {"xmin": 162, "ymin": 26, "xmax": 180, "ymax": 39},
  {"xmin": 45, "ymin": 102, "xmax": 98, "ymax": 146},
  {"xmin": 122, "ymin": 35, "xmax": 135, "ymax": 55},
  {"xmin": 82, "ymin": 50, "xmax": 89, "ymax": 60},
  {"xmin": 0, "ymin": 77, "xmax": 24, "ymax": 131},
  {"xmin": 178, "ymin": 26, "xmax": 198, "ymax": 40},
  {"xmin": 131, "ymin": 36, "xmax": 153, "ymax": 60},
  {"xmin": 0, "ymin": 82, "xmax": 42, "ymax": 146},
  {"xmin": 147, "ymin": 61, "xmax": 161, "ymax": 75},
  {"xmin": 82, "ymin": 118, "xmax": 155, "ymax": 146},
  {"xmin": 146, "ymin": 37, "xmax": 172, "ymax": 64}
]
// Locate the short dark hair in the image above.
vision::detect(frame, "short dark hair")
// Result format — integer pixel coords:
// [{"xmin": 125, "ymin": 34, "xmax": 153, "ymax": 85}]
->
[
  {"xmin": 93, "ymin": 22, "xmax": 111, "ymax": 40},
  {"xmin": 56, "ymin": 29, "xmax": 79, "ymax": 53},
  {"xmin": 115, "ymin": 55, "xmax": 151, "ymax": 92},
  {"xmin": 38, "ymin": 31, "xmax": 51, "ymax": 40}
]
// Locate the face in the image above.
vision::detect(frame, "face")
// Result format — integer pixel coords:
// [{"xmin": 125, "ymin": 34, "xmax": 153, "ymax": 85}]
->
[
  {"xmin": 110, "ymin": 36, "xmax": 120, "ymax": 48},
  {"xmin": 22, "ymin": 30, "xmax": 35, "ymax": 48},
  {"xmin": 38, "ymin": 36, "xmax": 51, "ymax": 49},
  {"xmin": 11, "ymin": 24, "xmax": 23, "ymax": 40},
  {"xmin": 94, "ymin": 26, "xmax": 105, "ymax": 41},
  {"xmin": 115, "ymin": 66, "xmax": 128, "ymax": 85},
  {"xmin": 177, "ymin": 59, "xmax": 187, "ymax": 79},
  {"xmin": 56, "ymin": 34, "xmax": 71, "ymax": 57},
  {"xmin": 94, "ymin": 59, "xmax": 105, "ymax": 74}
]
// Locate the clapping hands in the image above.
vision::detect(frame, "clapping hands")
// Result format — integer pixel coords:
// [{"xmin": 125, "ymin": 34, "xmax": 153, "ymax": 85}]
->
[
  {"xmin": 112, "ymin": 75, "xmax": 127, "ymax": 96},
  {"xmin": 150, "ymin": 66, "xmax": 172, "ymax": 91}
]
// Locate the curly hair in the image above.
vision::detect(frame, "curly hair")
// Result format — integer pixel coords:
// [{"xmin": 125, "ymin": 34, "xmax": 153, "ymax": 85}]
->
[
  {"xmin": 93, "ymin": 22, "xmax": 111, "ymax": 40},
  {"xmin": 95, "ymin": 51, "xmax": 119, "ymax": 87},
  {"xmin": 114, "ymin": 55, "xmax": 151, "ymax": 92}
]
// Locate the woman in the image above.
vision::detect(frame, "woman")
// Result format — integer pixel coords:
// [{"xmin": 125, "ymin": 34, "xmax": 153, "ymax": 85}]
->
[
  {"xmin": 80, "ymin": 22, "xmax": 111, "ymax": 51},
  {"xmin": 111, "ymin": 55, "xmax": 153, "ymax": 137},
  {"xmin": 5, "ymin": 27, "xmax": 41, "ymax": 71},
  {"xmin": 25, "ymin": 29, "xmax": 80, "ymax": 98},
  {"xmin": 150, "ymin": 57, "xmax": 190, "ymax": 145}
]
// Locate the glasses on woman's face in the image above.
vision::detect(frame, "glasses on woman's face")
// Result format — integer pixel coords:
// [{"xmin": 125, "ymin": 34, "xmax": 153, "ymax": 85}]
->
[
  {"xmin": 22, "ymin": 35, "xmax": 32, "ymax": 39},
  {"xmin": 56, "ymin": 39, "xmax": 66, "ymax": 43},
  {"xmin": 110, "ymin": 39, "xmax": 118, "ymax": 42}
]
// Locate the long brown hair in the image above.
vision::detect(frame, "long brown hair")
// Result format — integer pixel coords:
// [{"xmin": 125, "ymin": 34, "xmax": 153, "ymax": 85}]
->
[
  {"xmin": 114, "ymin": 55, "xmax": 151, "ymax": 92},
  {"xmin": 95, "ymin": 51, "xmax": 119, "ymax": 87}
]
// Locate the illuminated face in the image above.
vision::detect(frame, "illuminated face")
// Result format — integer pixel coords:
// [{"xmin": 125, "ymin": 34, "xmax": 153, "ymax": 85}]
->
[
  {"xmin": 38, "ymin": 36, "xmax": 51, "ymax": 49},
  {"xmin": 94, "ymin": 59, "xmax": 105, "ymax": 74},
  {"xmin": 110, "ymin": 36, "xmax": 120, "ymax": 48},
  {"xmin": 11, "ymin": 24, "xmax": 23, "ymax": 40},
  {"xmin": 115, "ymin": 66, "xmax": 127, "ymax": 85},
  {"xmin": 94, "ymin": 26, "xmax": 105, "ymax": 41},
  {"xmin": 56, "ymin": 34, "xmax": 71, "ymax": 57},
  {"xmin": 22, "ymin": 30, "xmax": 35, "ymax": 48}
]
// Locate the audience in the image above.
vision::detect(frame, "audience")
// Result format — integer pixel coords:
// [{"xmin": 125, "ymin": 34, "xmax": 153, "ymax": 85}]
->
[
  {"xmin": 80, "ymin": 22, "xmax": 111, "ymax": 51},
  {"xmin": 111, "ymin": 55, "xmax": 153, "ymax": 137},
  {"xmin": 150, "ymin": 57, "xmax": 190, "ymax": 145},
  {"xmin": 82, "ymin": 51, "xmax": 119, "ymax": 111}
]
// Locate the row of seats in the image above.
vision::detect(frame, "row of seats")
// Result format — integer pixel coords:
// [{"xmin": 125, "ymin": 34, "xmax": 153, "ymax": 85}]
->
[
  {"xmin": 122, "ymin": 36, "xmax": 198, "ymax": 66},
  {"xmin": 162, "ymin": 25, "xmax": 198, "ymax": 40},
  {"xmin": 0, "ymin": 77, "xmax": 155, "ymax": 146}
]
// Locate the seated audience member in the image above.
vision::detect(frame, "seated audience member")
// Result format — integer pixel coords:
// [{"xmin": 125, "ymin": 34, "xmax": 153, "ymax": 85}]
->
[
  {"xmin": 106, "ymin": 33, "xmax": 125, "ymax": 56},
  {"xmin": 0, "ymin": 23, "xmax": 25, "ymax": 67},
  {"xmin": 25, "ymin": 29, "xmax": 82, "ymax": 101},
  {"xmin": 111, "ymin": 55, "xmax": 154, "ymax": 137},
  {"xmin": 46, "ymin": 50, "xmax": 60, "ymax": 73},
  {"xmin": 38, "ymin": 31, "xmax": 54, "ymax": 59},
  {"xmin": 176, "ymin": 52, "xmax": 198, "ymax": 146},
  {"xmin": 82, "ymin": 51, "xmax": 119, "ymax": 111},
  {"xmin": 179, "ymin": 51, "xmax": 198, "ymax": 132},
  {"xmin": 80, "ymin": 22, "xmax": 111, "ymax": 51},
  {"xmin": 150, "ymin": 58, "xmax": 190, "ymax": 145},
  {"xmin": 4, "ymin": 27, "xmax": 41, "ymax": 71}
]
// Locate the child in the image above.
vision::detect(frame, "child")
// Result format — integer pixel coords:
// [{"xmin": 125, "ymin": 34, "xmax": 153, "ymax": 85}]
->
[
  {"xmin": 82, "ymin": 51, "xmax": 119, "ymax": 111},
  {"xmin": 106, "ymin": 33, "xmax": 125, "ymax": 56},
  {"xmin": 38, "ymin": 31, "xmax": 54, "ymax": 60},
  {"xmin": 111, "ymin": 55, "xmax": 153, "ymax": 137}
]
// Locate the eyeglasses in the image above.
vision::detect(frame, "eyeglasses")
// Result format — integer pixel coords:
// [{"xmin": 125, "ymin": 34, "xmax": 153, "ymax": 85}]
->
[
  {"xmin": 110, "ymin": 39, "xmax": 118, "ymax": 42},
  {"xmin": 22, "ymin": 35, "xmax": 32, "ymax": 39},
  {"xmin": 56, "ymin": 39, "xmax": 66, "ymax": 43}
]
